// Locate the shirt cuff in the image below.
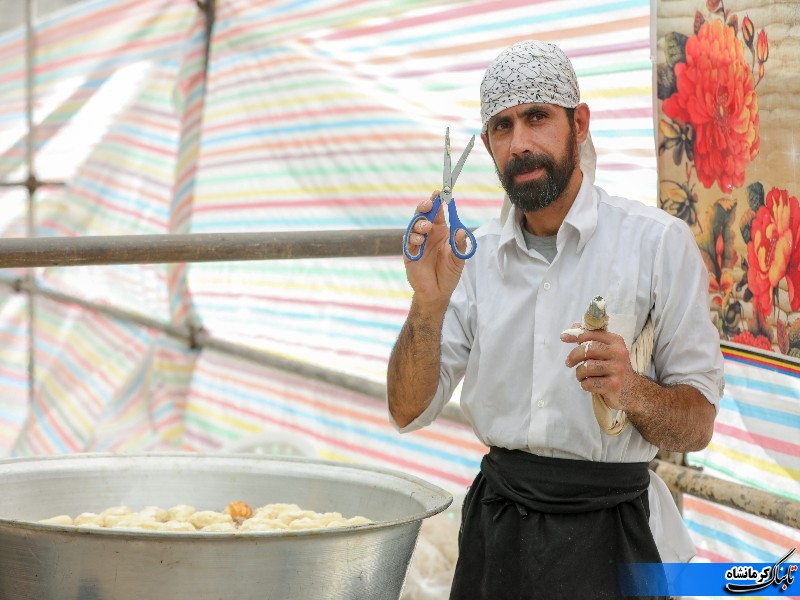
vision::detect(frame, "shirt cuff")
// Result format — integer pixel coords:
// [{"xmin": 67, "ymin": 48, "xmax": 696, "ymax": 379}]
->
[{"xmin": 387, "ymin": 391, "xmax": 448, "ymax": 433}]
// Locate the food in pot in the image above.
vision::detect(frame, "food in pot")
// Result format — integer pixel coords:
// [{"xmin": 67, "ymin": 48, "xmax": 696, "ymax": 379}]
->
[
  {"xmin": 38, "ymin": 500, "xmax": 373, "ymax": 533},
  {"xmin": 189, "ymin": 510, "xmax": 234, "ymax": 529},
  {"xmin": 224, "ymin": 500, "xmax": 253, "ymax": 523}
]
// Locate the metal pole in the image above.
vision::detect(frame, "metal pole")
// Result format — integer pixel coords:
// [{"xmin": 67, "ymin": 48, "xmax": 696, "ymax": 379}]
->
[
  {"xmin": 195, "ymin": 333, "xmax": 388, "ymax": 400},
  {"xmin": 2, "ymin": 276, "xmax": 465, "ymax": 425},
  {"xmin": 7, "ymin": 278, "xmax": 469, "ymax": 425},
  {"xmin": 651, "ymin": 458, "xmax": 800, "ymax": 529},
  {"xmin": 202, "ymin": 0, "xmax": 214, "ymax": 69},
  {"xmin": 0, "ymin": 229, "xmax": 404, "ymax": 268},
  {"xmin": 3, "ymin": 277, "xmax": 389, "ymax": 406},
  {"xmin": 24, "ymin": 0, "xmax": 36, "ymax": 414},
  {"xmin": 0, "ymin": 180, "xmax": 63, "ymax": 188}
]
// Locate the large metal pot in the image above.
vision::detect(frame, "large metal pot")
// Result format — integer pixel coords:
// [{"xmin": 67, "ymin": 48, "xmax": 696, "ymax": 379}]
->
[{"xmin": 0, "ymin": 453, "xmax": 452, "ymax": 600}]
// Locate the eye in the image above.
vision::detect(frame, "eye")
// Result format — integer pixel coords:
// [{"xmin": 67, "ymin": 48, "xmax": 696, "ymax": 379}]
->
[{"xmin": 491, "ymin": 119, "xmax": 511, "ymax": 132}]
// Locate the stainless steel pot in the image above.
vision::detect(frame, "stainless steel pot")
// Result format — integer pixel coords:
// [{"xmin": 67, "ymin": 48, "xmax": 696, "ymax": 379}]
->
[{"xmin": 0, "ymin": 453, "xmax": 452, "ymax": 600}]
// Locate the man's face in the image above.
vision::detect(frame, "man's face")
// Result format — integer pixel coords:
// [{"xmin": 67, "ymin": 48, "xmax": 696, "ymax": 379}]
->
[{"xmin": 484, "ymin": 103, "xmax": 578, "ymax": 213}]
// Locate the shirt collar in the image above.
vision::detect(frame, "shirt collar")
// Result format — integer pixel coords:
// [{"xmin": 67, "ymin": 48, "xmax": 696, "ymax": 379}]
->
[{"xmin": 496, "ymin": 171, "xmax": 598, "ymax": 274}]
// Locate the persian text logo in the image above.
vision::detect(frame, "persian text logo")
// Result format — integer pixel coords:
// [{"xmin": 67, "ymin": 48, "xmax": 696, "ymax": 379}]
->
[{"xmin": 725, "ymin": 547, "xmax": 797, "ymax": 594}]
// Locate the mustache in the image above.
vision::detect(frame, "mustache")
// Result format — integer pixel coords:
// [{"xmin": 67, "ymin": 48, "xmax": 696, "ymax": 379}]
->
[{"xmin": 502, "ymin": 153, "xmax": 556, "ymax": 180}]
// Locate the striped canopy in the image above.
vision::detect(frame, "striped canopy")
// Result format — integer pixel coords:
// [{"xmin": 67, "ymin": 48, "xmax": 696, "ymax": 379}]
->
[{"xmin": 0, "ymin": 0, "xmax": 796, "ymax": 570}]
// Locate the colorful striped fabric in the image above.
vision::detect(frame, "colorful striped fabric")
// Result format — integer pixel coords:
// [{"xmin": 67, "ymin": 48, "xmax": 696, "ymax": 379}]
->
[
  {"xmin": 695, "ymin": 351, "xmax": 799, "ymax": 502},
  {"xmin": 183, "ymin": 349, "xmax": 486, "ymax": 491},
  {"xmin": 168, "ymin": 7, "xmax": 207, "ymax": 325},
  {"xmin": 189, "ymin": 0, "xmax": 656, "ymax": 385},
  {"xmin": 0, "ymin": 287, "xmax": 28, "ymax": 454},
  {"xmin": 4, "ymin": 0, "xmax": 796, "ymax": 585},
  {"xmin": 682, "ymin": 349, "xmax": 800, "ymax": 570}
]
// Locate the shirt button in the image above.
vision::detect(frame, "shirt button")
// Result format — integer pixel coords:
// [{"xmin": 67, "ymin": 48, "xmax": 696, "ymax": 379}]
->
[
  {"xmin": 543, "ymin": 282, "xmax": 551, "ymax": 290},
  {"xmin": 537, "ymin": 400, "xmax": 544, "ymax": 407}
]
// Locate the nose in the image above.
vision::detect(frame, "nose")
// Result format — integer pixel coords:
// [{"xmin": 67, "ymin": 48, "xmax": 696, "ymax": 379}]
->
[{"xmin": 508, "ymin": 123, "xmax": 531, "ymax": 158}]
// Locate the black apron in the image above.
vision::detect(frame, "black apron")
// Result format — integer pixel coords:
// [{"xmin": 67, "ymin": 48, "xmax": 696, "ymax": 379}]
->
[{"xmin": 449, "ymin": 447, "xmax": 667, "ymax": 600}]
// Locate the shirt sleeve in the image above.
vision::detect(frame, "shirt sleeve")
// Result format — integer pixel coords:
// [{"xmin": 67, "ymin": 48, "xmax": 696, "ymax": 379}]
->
[
  {"xmin": 651, "ymin": 218, "xmax": 725, "ymax": 408},
  {"xmin": 390, "ymin": 269, "xmax": 475, "ymax": 433}
]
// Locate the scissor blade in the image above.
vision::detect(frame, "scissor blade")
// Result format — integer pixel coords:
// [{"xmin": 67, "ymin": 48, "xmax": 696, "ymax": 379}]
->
[
  {"xmin": 443, "ymin": 127, "xmax": 452, "ymax": 192},
  {"xmin": 449, "ymin": 134, "xmax": 475, "ymax": 189}
]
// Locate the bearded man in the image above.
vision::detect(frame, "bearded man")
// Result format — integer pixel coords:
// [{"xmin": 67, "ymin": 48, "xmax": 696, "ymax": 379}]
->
[{"xmin": 387, "ymin": 41, "xmax": 724, "ymax": 599}]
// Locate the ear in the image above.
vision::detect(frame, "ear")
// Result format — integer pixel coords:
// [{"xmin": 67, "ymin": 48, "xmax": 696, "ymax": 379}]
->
[
  {"xmin": 481, "ymin": 132, "xmax": 493, "ymax": 158},
  {"xmin": 573, "ymin": 103, "xmax": 590, "ymax": 144}
]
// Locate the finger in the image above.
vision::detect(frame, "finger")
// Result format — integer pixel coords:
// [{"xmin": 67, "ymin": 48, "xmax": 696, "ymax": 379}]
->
[
  {"xmin": 579, "ymin": 377, "xmax": 605, "ymax": 394},
  {"xmin": 560, "ymin": 323, "xmax": 584, "ymax": 342},
  {"xmin": 418, "ymin": 190, "xmax": 443, "ymax": 211},
  {"xmin": 406, "ymin": 232, "xmax": 426, "ymax": 247},
  {"xmin": 583, "ymin": 339, "xmax": 611, "ymax": 358},
  {"xmin": 576, "ymin": 359, "xmax": 609, "ymax": 383},
  {"xmin": 565, "ymin": 342, "xmax": 604, "ymax": 368},
  {"xmin": 415, "ymin": 197, "xmax": 434, "ymax": 214},
  {"xmin": 579, "ymin": 359, "xmax": 608, "ymax": 378},
  {"xmin": 412, "ymin": 217, "xmax": 432, "ymax": 235},
  {"xmin": 413, "ymin": 196, "xmax": 444, "ymax": 224},
  {"xmin": 565, "ymin": 348, "xmax": 578, "ymax": 368},
  {"xmin": 403, "ymin": 235, "xmax": 422, "ymax": 261},
  {"xmin": 565, "ymin": 344, "xmax": 588, "ymax": 368},
  {"xmin": 404, "ymin": 218, "xmax": 428, "ymax": 259},
  {"xmin": 575, "ymin": 362, "xmax": 596, "ymax": 389},
  {"xmin": 578, "ymin": 377, "xmax": 619, "ymax": 407},
  {"xmin": 579, "ymin": 361, "xmax": 590, "ymax": 380},
  {"xmin": 578, "ymin": 329, "xmax": 622, "ymax": 346},
  {"xmin": 452, "ymin": 227, "xmax": 468, "ymax": 254}
]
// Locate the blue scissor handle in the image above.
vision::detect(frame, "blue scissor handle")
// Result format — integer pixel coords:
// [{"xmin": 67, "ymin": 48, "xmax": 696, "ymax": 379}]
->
[
  {"xmin": 447, "ymin": 199, "xmax": 477, "ymax": 260},
  {"xmin": 403, "ymin": 195, "xmax": 477, "ymax": 261},
  {"xmin": 403, "ymin": 195, "xmax": 442, "ymax": 261}
]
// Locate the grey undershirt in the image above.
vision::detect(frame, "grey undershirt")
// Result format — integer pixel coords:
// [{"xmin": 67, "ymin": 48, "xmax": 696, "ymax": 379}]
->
[{"xmin": 521, "ymin": 227, "xmax": 558, "ymax": 263}]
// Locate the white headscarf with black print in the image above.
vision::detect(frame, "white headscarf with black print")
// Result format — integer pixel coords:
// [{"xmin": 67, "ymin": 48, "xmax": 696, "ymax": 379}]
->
[{"xmin": 480, "ymin": 40, "xmax": 597, "ymax": 223}]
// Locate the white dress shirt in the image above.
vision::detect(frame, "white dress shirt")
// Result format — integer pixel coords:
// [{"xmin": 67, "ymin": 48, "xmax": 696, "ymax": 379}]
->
[{"xmin": 394, "ymin": 174, "xmax": 725, "ymax": 561}]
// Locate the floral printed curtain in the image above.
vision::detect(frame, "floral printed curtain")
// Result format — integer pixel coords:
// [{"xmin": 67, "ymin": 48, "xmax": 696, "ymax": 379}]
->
[
  {"xmin": 655, "ymin": 0, "xmax": 800, "ymax": 566},
  {"xmin": 656, "ymin": 0, "xmax": 800, "ymax": 357}
]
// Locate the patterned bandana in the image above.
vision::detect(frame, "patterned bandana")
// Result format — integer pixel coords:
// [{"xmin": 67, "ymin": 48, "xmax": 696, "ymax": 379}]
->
[
  {"xmin": 480, "ymin": 40, "xmax": 580, "ymax": 133},
  {"xmin": 480, "ymin": 41, "xmax": 597, "ymax": 223}
]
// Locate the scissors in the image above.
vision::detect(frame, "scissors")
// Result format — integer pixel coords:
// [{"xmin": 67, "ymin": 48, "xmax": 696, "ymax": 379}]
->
[{"xmin": 403, "ymin": 128, "xmax": 477, "ymax": 261}]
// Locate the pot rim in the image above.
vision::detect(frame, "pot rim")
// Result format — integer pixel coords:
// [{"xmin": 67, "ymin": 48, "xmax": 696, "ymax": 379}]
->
[{"xmin": 0, "ymin": 452, "xmax": 454, "ymax": 539}]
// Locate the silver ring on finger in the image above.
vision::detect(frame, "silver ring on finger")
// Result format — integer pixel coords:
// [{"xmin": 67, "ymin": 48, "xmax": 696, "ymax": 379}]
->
[{"xmin": 583, "ymin": 341, "xmax": 592, "ymax": 358}]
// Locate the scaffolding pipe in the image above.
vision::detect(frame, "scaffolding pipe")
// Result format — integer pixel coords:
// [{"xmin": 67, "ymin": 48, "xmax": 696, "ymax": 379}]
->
[
  {"xmin": 0, "ymin": 230, "xmax": 404, "ymax": 268},
  {"xmin": 7, "ymin": 277, "xmax": 475, "ymax": 430},
  {"xmin": 2, "ymin": 276, "xmax": 398, "ymax": 406},
  {"xmin": 24, "ymin": 0, "xmax": 37, "ymax": 414},
  {"xmin": 651, "ymin": 459, "xmax": 800, "ymax": 529}
]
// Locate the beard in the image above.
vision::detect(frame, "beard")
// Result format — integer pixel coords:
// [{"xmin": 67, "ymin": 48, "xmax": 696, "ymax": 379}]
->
[{"xmin": 498, "ymin": 129, "xmax": 577, "ymax": 213}]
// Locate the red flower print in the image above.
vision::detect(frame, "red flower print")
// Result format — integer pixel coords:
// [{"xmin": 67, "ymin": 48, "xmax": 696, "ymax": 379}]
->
[
  {"xmin": 742, "ymin": 15, "xmax": 754, "ymax": 48},
  {"xmin": 731, "ymin": 330, "xmax": 772, "ymax": 351},
  {"xmin": 662, "ymin": 20, "xmax": 759, "ymax": 192},
  {"xmin": 746, "ymin": 188, "xmax": 800, "ymax": 317},
  {"xmin": 756, "ymin": 29, "xmax": 769, "ymax": 63}
]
